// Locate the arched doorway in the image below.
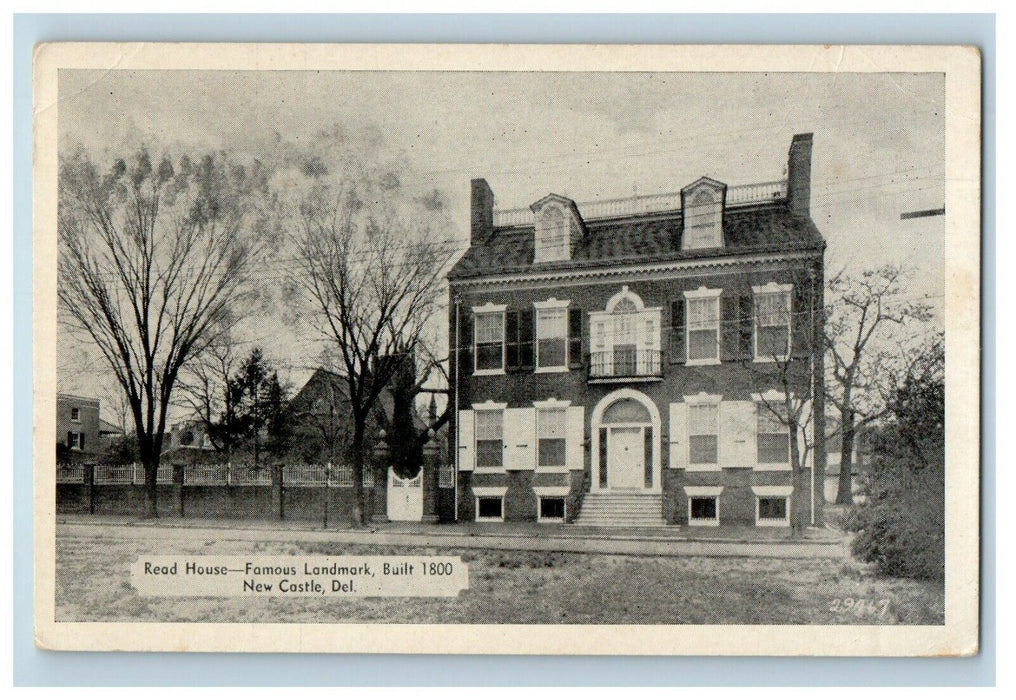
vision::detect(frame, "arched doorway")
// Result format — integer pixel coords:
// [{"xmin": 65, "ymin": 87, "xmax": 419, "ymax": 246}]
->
[{"xmin": 590, "ymin": 389, "xmax": 662, "ymax": 493}]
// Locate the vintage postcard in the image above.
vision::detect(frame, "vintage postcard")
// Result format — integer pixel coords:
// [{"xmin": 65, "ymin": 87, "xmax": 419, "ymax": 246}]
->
[{"xmin": 33, "ymin": 43, "xmax": 980, "ymax": 655}]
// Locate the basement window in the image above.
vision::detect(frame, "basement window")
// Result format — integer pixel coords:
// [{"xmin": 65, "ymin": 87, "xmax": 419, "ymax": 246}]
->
[
  {"xmin": 688, "ymin": 497, "xmax": 719, "ymax": 526},
  {"xmin": 756, "ymin": 496, "xmax": 789, "ymax": 526},
  {"xmin": 538, "ymin": 497, "xmax": 566, "ymax": 522},
  {"xmin": 476, "ymin": 496, "xmax": 504, "ymax": 521}
]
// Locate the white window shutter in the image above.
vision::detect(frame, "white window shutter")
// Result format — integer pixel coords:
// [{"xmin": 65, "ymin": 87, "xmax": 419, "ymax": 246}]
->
[
  {"xmin": 669, "ymin": 402, "xmax": 688, "ymax": 469},
  {"xmin": 738, "ymin": 401, "xmax": 758, "ymax": 468},
  {"xmin": 720, "ymin": 401, "xmax": 755, "ymax": 468},
  {"xmin": 505, "ymin": 408, "xmax": 535, "ymax": 470},
  {"xmin": 566, "ymin": 405, "xmax": 584, "ymax": 470},
  {"xmin": 457, "ymin": 409, "xmax": 474, "ymax": 472},
  {"xmin": 590, "ymin": 317, "xmax": 607, "ymax": 352}
]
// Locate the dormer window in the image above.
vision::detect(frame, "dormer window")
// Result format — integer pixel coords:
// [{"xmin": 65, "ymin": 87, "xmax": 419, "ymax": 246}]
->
[
  {"xmin": 536, "ymin": 205, "xmax": 568, "ymax": 262},
  {"xmin": 681, "ymin": 178, "xmax": 725, "ymax": 251},
  {"xmin": 531, "ymin": 194, "xmax": 585, "ymax": 264}
]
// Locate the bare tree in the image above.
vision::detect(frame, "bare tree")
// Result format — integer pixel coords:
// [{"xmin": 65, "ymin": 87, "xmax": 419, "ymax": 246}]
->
[
  {"xmin": 732, "ymin": 263, "xmax": 824, "ymax": 535},
  {"xmin": 373, "ymin": 343, "xmax": 453, "ymax": 479},
  {"xmin": 58, "ymin": 147, "xmax": 267, "ymax": 516},
  {"xmin": 179, "ymin": 337, "xmax": 244, "ymax": 459},
  {"xmin": 825, "ymin": 265, "xmax": 932, "ymax": 504},
  {"xmin": 289, "ymin": 178, "xmax": 456, "ymax": 525}
]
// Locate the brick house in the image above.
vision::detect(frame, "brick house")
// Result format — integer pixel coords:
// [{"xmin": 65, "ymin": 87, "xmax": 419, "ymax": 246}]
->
[
  {"xmin": 56, "ymin": 393, "xmax": 101, "ymax": 460},
  {"xmin": 445, "ymin": 133, "xmax": 826, "ymax": 528}
]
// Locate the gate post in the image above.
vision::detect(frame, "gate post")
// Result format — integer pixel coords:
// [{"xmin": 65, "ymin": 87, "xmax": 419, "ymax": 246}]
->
[
  {"xmin": 84, "ymin": 462, "xmax": 95, "ymax": 515},
  {"xmin": 370, "ymin": 435, "xmax": 390, "ymax": 524},
  {"xmin": 174, "ymin": 463, "xmax": 185, "ymax": 518},
  {"xmin": 421, "ymin": 430, "xmax": 440, "ymax": 524}
]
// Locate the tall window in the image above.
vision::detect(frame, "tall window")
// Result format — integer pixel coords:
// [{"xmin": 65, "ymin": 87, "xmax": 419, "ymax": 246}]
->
[
  {"xmin": 536, "ymin": 308, "xmax": 568, "ymax": 370},
  {"xmin": 755, "ymin": 291, "xmax": 791, "ymax": 359},
  {"xmin": 688, "ymin": 403, "xmax": 719, "ymax": 465},
  {"xmin": 70, "ymin": 407, "xmax": 80, "ymax": 422},
  {"xmin": 757, "ymin": 404, "xmax": 790, "ymax": 465},
  {"xmin": 537, "ymin": 408, "xmax": 567, "ymax": 468},
  {"xmin": 474, "ymin": 311, "xmax": 505, "ymax": 372},
  {"xmin": 474, "ymin": 410, "xmax": 504, "ymax": 468},
  {"xmin": 687, "ymin": 297, "xmax": 720, "ymax": 362},
  {"xmin": 612, "ymin": 297, "xmax": 639, "ymax": 375}
]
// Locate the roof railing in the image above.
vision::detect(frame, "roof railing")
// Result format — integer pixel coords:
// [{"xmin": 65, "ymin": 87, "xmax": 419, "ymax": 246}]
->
[{"xmin": 493, "ymin": 179, "xmax": 787, "ymax": 228}]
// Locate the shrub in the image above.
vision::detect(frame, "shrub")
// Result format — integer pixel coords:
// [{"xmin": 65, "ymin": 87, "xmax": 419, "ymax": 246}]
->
[{"xmin": 846, "ymin": 462, "xmax": 943, "ymax": 581}]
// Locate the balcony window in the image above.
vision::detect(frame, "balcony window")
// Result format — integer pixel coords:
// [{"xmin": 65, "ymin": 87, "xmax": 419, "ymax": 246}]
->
[
  {"xmin": 589, "ymin": 287, "xmax": 662, "ymax": 380},
  {"xmin": 474, "ymin": 310, "xmax": 505, "ymax": 373}
]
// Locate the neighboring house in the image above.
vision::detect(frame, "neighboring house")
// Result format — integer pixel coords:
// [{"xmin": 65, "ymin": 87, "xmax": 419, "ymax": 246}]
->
[
  {"xmin": 286, "ymin": 367, "xmax": 420, "ymax": 465},
  {"xmin": 56, "ymin": 393, "xmax": 101, "ymax": 460},
  {"xmin": 98, "ymin": 418, "xmax": 124, "ymax": 443},
  {"xmin": 446, "ymin": 133, "xmax": 826, "ymax": 528},
  {"xmin": 286, "ymin": 367, "xmax": 357, "ymax": 463},
  {"xmin": 163, "ymin": 417, "xmax": 214, "ymax": 452}
]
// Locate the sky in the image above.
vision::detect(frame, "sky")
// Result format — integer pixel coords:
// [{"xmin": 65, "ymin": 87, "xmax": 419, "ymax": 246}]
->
[{"xmin": 57, "ymin": 69, "xmax": 945, "ymax": 422}]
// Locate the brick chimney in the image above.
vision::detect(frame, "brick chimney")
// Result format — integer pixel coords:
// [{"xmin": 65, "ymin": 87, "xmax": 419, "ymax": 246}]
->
[
  {"xmin": 787, "ymin": 133, "xmax": 813, "ymax": 216},
  {"xmin": 470, "ymin": 178, "xmax": 494, "ymax": 245}
]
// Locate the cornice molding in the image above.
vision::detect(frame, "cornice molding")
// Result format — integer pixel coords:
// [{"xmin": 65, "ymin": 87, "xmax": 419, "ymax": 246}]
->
[{"xmin": 449, "ymin": 250, "xmax": 820, "ymax": 289}]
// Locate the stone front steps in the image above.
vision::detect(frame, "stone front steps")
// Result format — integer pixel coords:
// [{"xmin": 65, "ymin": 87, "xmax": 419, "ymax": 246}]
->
[{"xmin": 573, "ymin": 492, "xmax": 668, "ymax": 527}]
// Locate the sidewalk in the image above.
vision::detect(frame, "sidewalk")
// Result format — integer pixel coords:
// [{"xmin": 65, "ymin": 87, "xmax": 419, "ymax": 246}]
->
[{"xmin": 57, "ymin": 514, "xmax": 850, "ymax": 559}]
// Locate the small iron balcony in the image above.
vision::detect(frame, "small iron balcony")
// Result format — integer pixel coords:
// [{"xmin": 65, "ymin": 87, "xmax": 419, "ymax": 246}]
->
[{"xmin": 588, "ymin": 349, "xmax": 663, "ymax": 382}]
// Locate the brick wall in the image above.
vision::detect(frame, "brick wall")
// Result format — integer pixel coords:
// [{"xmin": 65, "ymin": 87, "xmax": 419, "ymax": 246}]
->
[
  {"xmin": 448, "ymin": 261, "xmax": 824, "ymax": 526},
  {"xmin": 56, "ymin": 483, "xmax": 382, "ymax": 523}
]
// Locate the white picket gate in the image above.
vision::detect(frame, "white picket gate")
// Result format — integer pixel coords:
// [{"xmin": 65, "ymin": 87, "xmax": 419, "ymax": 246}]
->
[{"xmin": 386, "ymin": 467, "xmax": 423, "ymax": 521}]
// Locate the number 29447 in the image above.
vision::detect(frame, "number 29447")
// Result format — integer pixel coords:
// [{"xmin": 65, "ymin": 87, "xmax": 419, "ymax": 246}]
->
[{"xmin": 829, "ymin": 598, "xmax": 891, "ymax": 619}]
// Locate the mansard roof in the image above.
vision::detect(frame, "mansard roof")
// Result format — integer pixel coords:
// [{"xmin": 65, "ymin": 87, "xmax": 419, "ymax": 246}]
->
[{"xmin": 447, "ymin": 202, "xmax": 824, "ymax": 281}]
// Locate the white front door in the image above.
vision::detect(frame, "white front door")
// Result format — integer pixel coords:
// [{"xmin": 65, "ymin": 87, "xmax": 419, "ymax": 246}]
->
[
  {"xmin": 387, "ymin": 467, "xmax": 423, "ymax": 521},
  {"xmin": 608, "ymin": 426, "xmax": 644, "ymax": 489}
]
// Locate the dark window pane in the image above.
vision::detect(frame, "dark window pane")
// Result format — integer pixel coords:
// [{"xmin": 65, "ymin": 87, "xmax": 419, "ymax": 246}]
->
[
  {"xmin": 757, "ymin": 326, "xmax": 789, "ymax": 357},
  {"xmin": 540, "ymin": 497, "xmax": 565, "ymax": 519},
  {"xmin": 614, "ymin": 344, "xmax": 637, "ymax": 375},
  {"xmin": 758, "ymin": 497, "xmax": 787, "ymax": 520},
  {"xmin": 599, "ymin": 427, "xmax": 608, "ymax": 488},
  {"xmin": 757, "ymin": 433, "xmax": 789, "ymax": 463},
  {"xmin": 538, "ymin": 438, "xmax": 567, "ymax": 467},
  {"xmin": 690, "ymin": 435, "xmax": 718, "ymax": 464},
  {"xmin": 690, "ymin": 497, "xmax": 717, "ymax": 519},
  {"xmin": 477, "ymin": 497, "xmax": 502, "ymax": 519},
  {"xmin": 476, "ymin": 439, "xmax": 503, "ymax": 467},
  {"xmin": 538, "ymin": 338, "xmax": 566, "ymax": 368},
  {"xmin": 476, "ymin": 342, "xmax": 503, "ymax": 371},
  {"xmin": 689, "ymin": 329, "xmax": 716, "ymax": 360},
  {"xmin": 644, "ymin": 426, "xmax": 653, "ymax": 488}
]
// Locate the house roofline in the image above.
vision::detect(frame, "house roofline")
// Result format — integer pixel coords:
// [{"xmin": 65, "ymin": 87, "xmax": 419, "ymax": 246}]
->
[{"xmin": 448, "ymin": 247, "xmax": 824, "ymax": 288}]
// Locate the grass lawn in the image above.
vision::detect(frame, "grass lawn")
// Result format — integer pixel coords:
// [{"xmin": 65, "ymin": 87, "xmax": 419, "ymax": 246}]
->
[{"xmin": 55, "ymin": 528, "xmax": 944, "ymax": 625}]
